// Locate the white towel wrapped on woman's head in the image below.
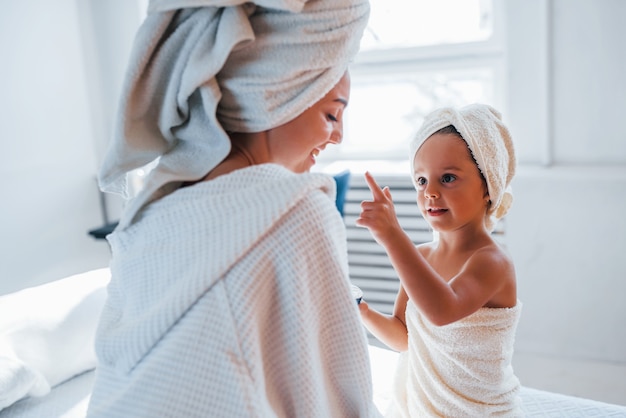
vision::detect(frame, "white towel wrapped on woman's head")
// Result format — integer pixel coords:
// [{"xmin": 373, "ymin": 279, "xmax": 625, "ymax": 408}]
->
[
  {"xmin": 409, "ymin": 104, "xmax": 516, "ymax": 232},
  {"xmin": 98, "ymin": 0, "xmax": 370, "ymax": 228}
]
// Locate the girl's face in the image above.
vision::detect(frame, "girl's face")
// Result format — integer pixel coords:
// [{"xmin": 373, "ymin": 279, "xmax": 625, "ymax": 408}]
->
[
  {"xmin": 413, "ymin": 133, "xmax": 489, "ymax": 232},
  {"xmin": 265, "ymin": 72, "xmax": 350, "ymax": 173}
]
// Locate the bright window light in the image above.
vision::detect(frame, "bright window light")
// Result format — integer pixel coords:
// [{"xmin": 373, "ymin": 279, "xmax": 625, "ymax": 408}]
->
[
  {"xmin": 361, "ymin": 0, "xmax": 493, "ymax": 51},
  {"xmin": 331, "ymin": 68, "xmax": 494, "ymax": 161},
  {"xmin": 318, "ymin": 0, "xmax": 501, "ymax": 164}
]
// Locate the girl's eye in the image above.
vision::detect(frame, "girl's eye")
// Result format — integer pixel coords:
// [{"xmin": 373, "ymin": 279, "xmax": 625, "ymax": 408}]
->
[
  {"xmin": 441, "ymin": 174, "xmax": 456, "ymax": 183},
  {"xmin": 415, "ymin": 177, "xmax": 426, "ymax": 186},
  {"xmin": 327, "ymin": 114, "xmax": 338, "ymax": 122}
]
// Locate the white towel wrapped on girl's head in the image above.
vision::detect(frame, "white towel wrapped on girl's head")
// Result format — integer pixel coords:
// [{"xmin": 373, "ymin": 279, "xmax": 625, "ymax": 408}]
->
[{"xmin": 410, "ymin": 104, "xmax": 516, "ymax": 231}]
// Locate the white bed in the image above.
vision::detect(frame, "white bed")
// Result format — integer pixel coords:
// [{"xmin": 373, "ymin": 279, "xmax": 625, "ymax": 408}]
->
[{"xmin": 2, "ymin": 269, "xmax": 625, "ymax": 417}]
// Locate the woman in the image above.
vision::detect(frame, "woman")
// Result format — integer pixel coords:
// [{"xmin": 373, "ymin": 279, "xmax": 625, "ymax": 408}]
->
[{"xmin": 87, "ymin": 1, "xmax": 378, "ymax": 417}]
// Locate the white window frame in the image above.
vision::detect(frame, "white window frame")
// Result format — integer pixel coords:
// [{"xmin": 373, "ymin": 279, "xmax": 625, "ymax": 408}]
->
[{"xmin": 317, "ymin": 0, "xmax": 508, "ymax": 167}]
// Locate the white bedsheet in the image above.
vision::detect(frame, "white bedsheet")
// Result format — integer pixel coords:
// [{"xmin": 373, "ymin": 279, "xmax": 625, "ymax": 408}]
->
[
  {"xmin": 368, "ymin": 345, "xmax": 626, "ymax": 417},
  {"xmin": 2, "ymin": 346, "xmax": 625, "ymax": 418}
]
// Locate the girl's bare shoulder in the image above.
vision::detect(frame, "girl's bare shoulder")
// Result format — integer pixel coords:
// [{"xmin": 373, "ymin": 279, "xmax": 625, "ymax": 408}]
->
[{"xmin": 471, "ymin": 241, "xmax": 516, "ymax": 274}]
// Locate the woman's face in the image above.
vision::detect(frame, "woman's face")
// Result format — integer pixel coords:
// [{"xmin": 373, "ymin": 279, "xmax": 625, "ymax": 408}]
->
[{"xmin": 266, "ymin": 72, "xmax": 351, "ymax": 173}]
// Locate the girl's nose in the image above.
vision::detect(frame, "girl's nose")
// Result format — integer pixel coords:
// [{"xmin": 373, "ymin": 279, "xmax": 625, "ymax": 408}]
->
[{"xmin": 423, "ymin": 185, "xmax": 439, "ymax": 199}]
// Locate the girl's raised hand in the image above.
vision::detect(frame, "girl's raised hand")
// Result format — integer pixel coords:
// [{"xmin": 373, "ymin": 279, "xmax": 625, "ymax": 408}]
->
[{"xmin": 355, "ymin": 171, "xmax": 402, "ymax": 244}]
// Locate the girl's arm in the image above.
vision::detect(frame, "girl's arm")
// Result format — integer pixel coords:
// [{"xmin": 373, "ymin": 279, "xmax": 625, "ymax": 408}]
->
[
  {"xmin": 356, "ymin": 172, "xmax": 512, "ymax": 326},
  {"xmin": 358, "ymin": 285, "xmax": 409, "ymax": 352}
]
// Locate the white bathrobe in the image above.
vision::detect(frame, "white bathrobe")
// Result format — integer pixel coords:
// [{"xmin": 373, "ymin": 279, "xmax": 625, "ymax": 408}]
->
[{"xmin": 87, "ymin": 164, "xmax": 379, "ymax": 417}]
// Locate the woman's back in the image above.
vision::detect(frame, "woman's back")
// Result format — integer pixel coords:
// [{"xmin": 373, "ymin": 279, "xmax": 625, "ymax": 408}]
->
[{"xmin": 89, "ymin": 166, "xmax": 377, "ymax": 417}]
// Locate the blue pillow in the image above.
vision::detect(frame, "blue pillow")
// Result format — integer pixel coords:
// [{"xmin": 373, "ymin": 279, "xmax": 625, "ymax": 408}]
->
[{"xmin": 332, "ymin": 170, "xmax": 350, "ymax": 218}]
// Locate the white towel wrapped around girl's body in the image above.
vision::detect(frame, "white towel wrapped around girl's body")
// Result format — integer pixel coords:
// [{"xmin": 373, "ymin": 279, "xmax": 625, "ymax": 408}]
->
[{"xmin": 387, "ymin": 300, "xmax": 523, "ymax": 417}]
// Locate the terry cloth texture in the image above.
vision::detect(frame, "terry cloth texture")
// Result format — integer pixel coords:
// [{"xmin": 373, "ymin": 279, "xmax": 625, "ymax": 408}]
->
[
  {"xmin": 87, "ymin": 164, "xmax": 381, "ymax": 418},
  {"xmin": 387, "ymin": 301, "xmax": 523, "ymax": 418},
  {"xmin": 98, "ymin": 0, "xmax": 370, "ymax": 229},
  {"xmin": 409, "ymin": 104, "xmax": 516, "ymax": 232}
]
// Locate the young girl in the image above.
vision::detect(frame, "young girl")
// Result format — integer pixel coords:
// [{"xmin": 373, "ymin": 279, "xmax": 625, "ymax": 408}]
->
[{"xmin": 357, "ymin": 104, "xmax": 522, "ymax": 417}]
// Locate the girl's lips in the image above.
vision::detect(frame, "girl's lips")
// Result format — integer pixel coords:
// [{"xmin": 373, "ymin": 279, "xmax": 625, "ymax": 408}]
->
[{"xmin": 427, "ymin": 208, "xmax": 448, "ymax": 216}]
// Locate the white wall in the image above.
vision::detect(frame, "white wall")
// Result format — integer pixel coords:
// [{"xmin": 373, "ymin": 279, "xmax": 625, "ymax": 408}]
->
[
  {"xmin": 0, "ymin": 1, "xmax": 139, "ymax": 295},
  {"xmin": 509, "ymin": 167, "xmax": 626, "ymax": 363},
  {"xmin": 505, "ymin": 0, "xmax": 626, "ymax": 365}
]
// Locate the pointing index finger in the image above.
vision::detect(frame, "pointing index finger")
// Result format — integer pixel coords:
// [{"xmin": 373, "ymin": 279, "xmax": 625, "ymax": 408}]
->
[{"xmin": 364, "ymin": 171, "xmax": 386, "ymax": 201}]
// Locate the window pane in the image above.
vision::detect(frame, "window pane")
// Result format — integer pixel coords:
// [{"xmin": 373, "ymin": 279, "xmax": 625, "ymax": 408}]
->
[
  {"xmin": 320, "ymin": 68, "xmax": 495, "ymax": 162},
  {"xmin": 361, "ymin": 0, "xmax": 493, "ymax": 51}
]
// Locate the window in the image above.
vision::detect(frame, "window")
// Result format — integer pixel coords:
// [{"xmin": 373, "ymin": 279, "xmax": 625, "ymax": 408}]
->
[
  {"xmin": 318, "ymin": 0, "xmax": 505, "ymax": 166},
  {"xmin": 360, "ymin": 0, "xmax": 494, "ymax": 50},
  {"xmin": 131, "ymin": 0, "xmax": 506, "ymax": 177}
]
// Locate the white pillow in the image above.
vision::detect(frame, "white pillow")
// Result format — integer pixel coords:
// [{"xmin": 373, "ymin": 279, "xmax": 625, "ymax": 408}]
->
[
  {"xmin": 0, "ymin": 352, "xmax": 49, "ymax": 410},
  {"xmin": 0, "ymin": 268, "xmax": 110, "ymax": 410}
]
